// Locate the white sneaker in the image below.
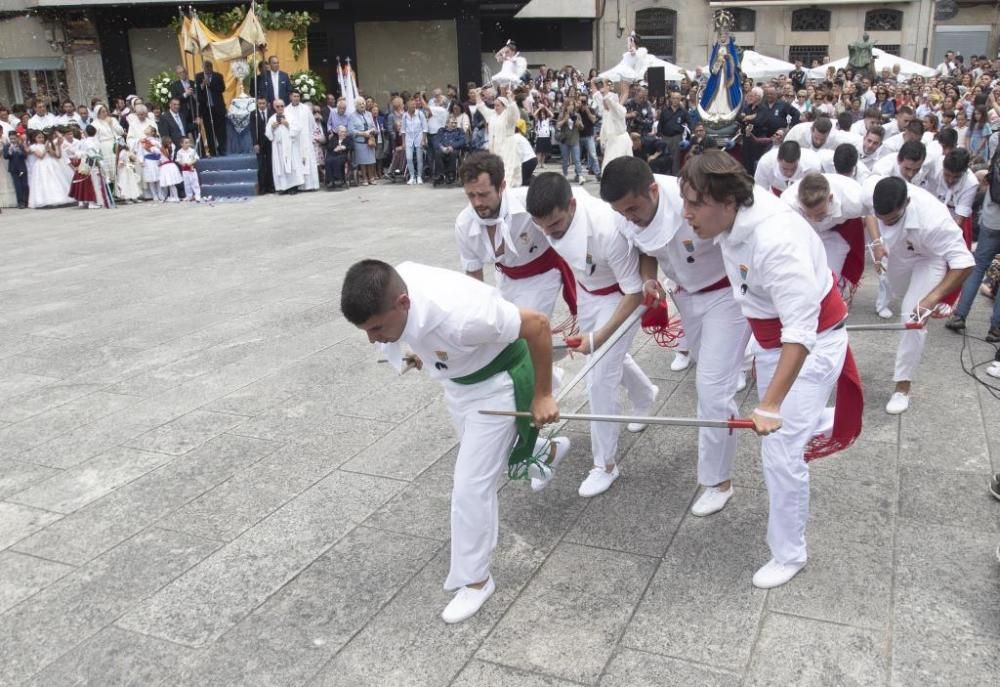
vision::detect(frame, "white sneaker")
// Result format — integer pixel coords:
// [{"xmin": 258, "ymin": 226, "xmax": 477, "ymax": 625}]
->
[
  {"xmin": 670, "ymin": 351, "xmax": 691, "ymax": 371},
  {"xmin": 736, "ymin": 371, "xmax": 748, "ymax": 392},
  {"xmin": 627, "ymin": 384, "xmax": 659, "ymax": 432},
  {"xmin": 877, "ymin": 307, "xmax": 894, "ymax": 319},
  {"xmin": 416, "ymin": 177, "xmax": 424, "ymax": 185},
  {"xmin": 578, "ymin": 465, "xmax": 619, "ymax": 497},
  {"xmin": 885, "ymin": 391, "xmax": 910, "ymax": 415},
  {"xmin": 529, "ymin": 436, "xmax": 571, "ymax": 492},
  {"xmin": 691, "ymin": 485, "xmax": 734, "ymax": 517},
  {"xmin": 987, "ymin": 362, "xmax": 1000, "ymax": 379},
  {"xmin": 752, "ymin": 559, "xmax": 805, "ymax": 589},
  {"xmin": 441, "ymin": 576, "xmax": 495, "ymax": 624},
  {"xmin": 407, "ymin": 177, "xmax": 416, "ymax": 185}
]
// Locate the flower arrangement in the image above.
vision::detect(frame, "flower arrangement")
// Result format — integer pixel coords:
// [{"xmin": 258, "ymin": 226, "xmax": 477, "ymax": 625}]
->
[
  {"xmin": 148, "ymin": 71, "xmax": 174, "ymax": 108},
  {"xmin": 291, "ymin": 70, "xmax": 326, "ymax": 102}
]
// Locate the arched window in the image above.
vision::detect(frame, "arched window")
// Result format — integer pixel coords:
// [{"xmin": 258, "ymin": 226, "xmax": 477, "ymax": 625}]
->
[
  {"xmin": 635, "ymin": 7, "xmax": 677, "ymax": 61},
  {"xmin": 791, "ymin": 9, "xmax": 831, "ymax": 32},
  {"xmin": 728, "ymin": 8, "xmax": 756, "ymax": 32},
  {"xmin": 865, "ymin": 9, "xmax": 903, "ymax": 32}
]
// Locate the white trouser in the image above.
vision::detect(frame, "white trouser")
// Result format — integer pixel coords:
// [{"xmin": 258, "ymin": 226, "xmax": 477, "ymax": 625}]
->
[
  {"xmin": 875, "ymin": 259, "xmax": 892, "ymax": 312},
  {"xmin": 578, "ymin": 289, "xmax": 657, "ymax": 468},
  {"xmin": 672, "ymin": 288, "xmax": 751, "ymax": 486},
  {"xmin": 442, "ymin": 373, "xmax": 517, "ymax": 590},
  {"xmin": 820, "ymin": 231, "xmax": 849, "ymax": 281},
  {"xmin": 497, "ymin": 268, "xmax": 562, "ymax": 318},
  {"xmin": 754, "ymin": 327, "xmax": 847, "ymax": 565},
  {"xmin": 182, "ymin": 170, "xmax": 201, "ymax": 200},
  {"xmin": 888, "ymin": 255, "xmax": 947, "ymax": 382}
]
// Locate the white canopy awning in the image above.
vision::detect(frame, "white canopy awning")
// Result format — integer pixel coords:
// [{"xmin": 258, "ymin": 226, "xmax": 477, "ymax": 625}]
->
[
  {"xmin": 807, "ymin": 48, "xmax": 938, "ymax": 80},
  {"xmin": 688, "ymin": 50, "xmax": 795, "ymax": 82}
]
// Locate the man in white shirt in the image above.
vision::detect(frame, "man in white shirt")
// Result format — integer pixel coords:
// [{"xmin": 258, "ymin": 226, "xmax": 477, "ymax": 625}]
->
[
  {"xmin": 284, "ymin": 90, "xmax": 319, "ymax": 191},
  {"xmin": 850, "ymin": 107, "xmax": 883, "ymax": 138},
  {"xmin": 55, "ymin": 100, "xmax": 83, "ymax": 128},
  {"xmin": 785, "ymin": 116, "xmax": 847, "ymax": 153},
  {"xmin": 820, "ymin": 143, "xmax": 871, "ymax": 184},
  {"xmin": 931, "ymin": 148, "xmax": 979, "ymax": 235},
  {"xmin": 424, "ymin": 90, "xmax": 450, "ymax": 179},
  {"xmin": 881, "ymin": 106, "xmax": 914, "ymax": 139},
  {"xmin": 340, "ymin": 259, "xmax": 563, "ymax": 624},
  {"xmin": 27, "ymin": 100, "xmax": 57, "ymax": 130},
  {"xmin": 526, "ymin": 172, "xmax": 658, "ymax": 498},
  {"xmin": 754, "ymin": 141, "xmax": 822, "ymax": 194},
  {"xmin": 601, "ymin": 157, "xmax": 750, "ymax": 517},
  {"xmin": 858, "ymin": 79, "xmax": 877, "ymax": 109},
  {"xmin": 782, "ymin": 172, "xmax": 870, "ymax": 299},
  {"xmin": 872, "ymin": 140, "xmax": 940, "ymax": 191},
  {"xmin": 867, "ymin": 178, "xmax": 974, "ymax": 414},
  {"xmin": 855, "ymin": 126, "xmax": 885, "ymax": 169},
  {"xmin": 936, "ymin": 50, "xmax": 958, "ymax": 77},
  {"xmin": 264, "ymin": 99, "xmax": 305, "ymax": 194},
  {"xmin": 680, "ymin": 151, "xmax": 861, "ymax": 589}
]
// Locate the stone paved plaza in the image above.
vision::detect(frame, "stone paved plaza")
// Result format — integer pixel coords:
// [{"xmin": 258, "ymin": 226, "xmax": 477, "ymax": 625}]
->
[{"xmin": 0, "ymin": 186, "xmax": 998, "ymax": 687}]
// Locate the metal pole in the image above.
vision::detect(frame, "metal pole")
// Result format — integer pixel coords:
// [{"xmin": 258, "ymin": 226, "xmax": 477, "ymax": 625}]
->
[
  {"xmin": 845, "ymin": 322, "xmax": 926, "ymax": 332},
  {"xmin": 554, "ymin": 304, "xmax": 646, "ymax": 403},
  {"xmin": 480, "ymin": 410, "xmax": 757, "ymax": 432}
]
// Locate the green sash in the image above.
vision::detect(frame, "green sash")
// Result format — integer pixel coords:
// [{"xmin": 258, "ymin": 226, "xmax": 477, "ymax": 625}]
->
[{"xmin": 451, "ymin": 338, "xmax": 541, "ymax": 479}]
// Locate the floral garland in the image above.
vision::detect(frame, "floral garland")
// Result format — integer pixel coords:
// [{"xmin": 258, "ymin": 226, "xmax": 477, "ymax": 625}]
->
[
  {"xmin": 291, "ymin": 70, "xmax": 326, "ymax": 102},
  {"xmin": 170, "ymin": 2, "xmax": 316, "ymax": 60},
  {"xmin": 148, "ymin": 71, "xmax": 174, "ymax": 108}
]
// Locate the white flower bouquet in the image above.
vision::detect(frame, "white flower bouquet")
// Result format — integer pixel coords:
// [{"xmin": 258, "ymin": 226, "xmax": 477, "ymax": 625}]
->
[{"xmin": 291, "ymin": 70, "xmax": 327, "ymax": 102}]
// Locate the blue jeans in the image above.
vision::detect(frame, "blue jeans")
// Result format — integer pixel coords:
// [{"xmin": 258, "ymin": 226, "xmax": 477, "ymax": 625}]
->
[
  {"xmin": 580, "ymin": 136, "xmax": 600, "ymax": 176},
  {"xmin": 956, "ymin": 226, "xmax": 1000, "ymax": 327},
  {"xmin": 405, "ymin": 142, "xmax": 424, "ymax": 180},
  {"xmin": 560, "ymin": 141, "xmax": 581, "ymax": 178}
]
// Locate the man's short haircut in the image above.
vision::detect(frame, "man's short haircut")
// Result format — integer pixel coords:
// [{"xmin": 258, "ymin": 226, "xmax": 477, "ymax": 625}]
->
[
  {"xmin": 340, "ymin": 259, "xmax": 406, "ymax": 325},
  {"xmin": 937, "ymin": 127, "xmax": 958, "ymax": 149},
  {"xmin": 679, "ymin": 149, "xmax": 755, "ymax": 208},
  {"xmin": 867, "ymin": 124, "xmax": 885, "ymax": 141},
  {"xmin": 600, "ymin": 156, "xmax": 654, "ymax": 203},
  {"xmin": 943, "ymin": 148, "xmax": 971, "ymax": 174},
  {"xmin": 864, "ymin": 106, "xmax": 882, "ymax": 120},
  {"xmin": 898, "ymin": 140, "xmax": 926, "ymax": 163},
  {"xmin": 833, "ymin": 143, "xmax": 859, "ymax": 174},
  {"xmin": 872, "ymin": 176, "xmax": 909, "ymax": 215},
  {"xmin": 836, "ymin": 112, "xmax": 853, "ymax": 132},
  {"xmin": 798, "ymin": 173, "xmax": 831, "ymax": 208},
  {"xmin": 813, "ymin": 117, "xmax": 833, "ymax": 134},
  {"xmin": 289, "ymin": 88, "xmax": 301, "ymax": 97},
  {"xmin": 777, "ymin": 140, "xmax": 802, "ymax": 163},
  {"xmin": 458, "ymin": 151, "xmax": 505, "ymax": 191},
  {"xmin": 526, "ymin": 172, "xmax": 574, "ymax": 217},
  {"xmin": 897, "ymin": 105, "xmax": 914, "ymax": 116},
  {"xmin": 905, "ymin": 119, "xmax": 925, "ymax": 137}
]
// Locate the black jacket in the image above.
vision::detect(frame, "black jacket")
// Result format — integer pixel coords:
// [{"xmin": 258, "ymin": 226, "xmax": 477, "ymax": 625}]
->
[
  {"xmin": 195, "ymin": 71, "xmax": 225, "ymax": 113},
  {"xmin": 249, "ymin": 107, "xmax": 272, "ymax": 148},
  {"xmin": 159, "ymin": 108, "xmax": 193, "ymax": 147}
]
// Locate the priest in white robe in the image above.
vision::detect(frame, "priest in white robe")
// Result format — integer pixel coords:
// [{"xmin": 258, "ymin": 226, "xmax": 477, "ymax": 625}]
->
[
  {"xmin": 285, "ymin": 90, "xmax": 319, "ymax": 190},
  {"xmin": 264, "ymin": 99, "xmax": 305, "ymax": 193}
]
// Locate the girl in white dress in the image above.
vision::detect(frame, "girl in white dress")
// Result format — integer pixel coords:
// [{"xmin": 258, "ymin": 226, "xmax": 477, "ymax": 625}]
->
[
  {"xmin": 115, "ymin": 143, "xmax": 141, "ymax": 202},
  {"xmin": 139, "ymin": 126, "xmax": 163, "ymax": 201},
  {"xmin": 473, "ymin": 86, "xmax": 522, "ymax": 187},
  {"xmin": 599, "ymin": 32, "xmax": 650, "ymax": 83},
  {"xmin": 26, "ymin": 131, "xmax": 72, "ymax": 208},
  {"xmin": 157, "ymin": 136, "xmax": 183, "ymax": 202},
  {"xmin": 598, "ymin": 81, "xmax": 633, "ymax": 172},
  {"xmin": 491, "ymin": 40, "xmax": 527, "ymax": 88},
  {"xmin": 92, "ymin": 105, "xmax": 124, "ymax": 184}
]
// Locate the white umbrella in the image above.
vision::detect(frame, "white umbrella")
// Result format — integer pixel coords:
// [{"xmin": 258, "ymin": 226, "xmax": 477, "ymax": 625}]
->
[{"xmin": 807, "ymin": 48, "xmax": 937, "ymax": 80}]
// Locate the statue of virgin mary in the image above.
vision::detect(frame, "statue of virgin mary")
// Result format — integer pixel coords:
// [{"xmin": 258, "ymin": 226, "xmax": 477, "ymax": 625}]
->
[{"xmin": 698, "ymin": 11, "xmax": 743, "ymax": 125}]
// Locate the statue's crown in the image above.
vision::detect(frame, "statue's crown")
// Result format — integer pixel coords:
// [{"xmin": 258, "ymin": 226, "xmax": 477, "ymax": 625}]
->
[{"xmin": 714, "ymin": 10, "xmax": 735, "ymax": 32}]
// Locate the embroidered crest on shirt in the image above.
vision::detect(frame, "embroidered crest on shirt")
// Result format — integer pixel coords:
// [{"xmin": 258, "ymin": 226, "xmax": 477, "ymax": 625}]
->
[
  {"xmin": 682, "ymin": 239, "xmax": 695, "ymax": 263},
  {"xmin": 519, "ymin": 232, "xmax": 529, "ymax": 244},
  {"xmin": 739, "ymin": 263, "xmax": 749, "ymax": 280},
  {"xmin": 435, "ymin": 351, "xmax": 449, "ymax": 361},
  {"xmin": 905, "ymin": 241, "xmax": 915, "ymax": 251}
]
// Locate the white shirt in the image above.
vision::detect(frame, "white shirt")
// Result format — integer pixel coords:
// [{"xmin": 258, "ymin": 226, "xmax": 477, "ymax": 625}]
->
[
  {"xmin": 929, "ymin": 167, "xmax": 979, "ymax": 219},
  {"xmin": 860, "ymin": 89, "xmax": 877, "ymax": 109},
  {"xmin": 28, "ymin": 112, "xmax": 57, "ymax": 130},
  {"xmin": 936, "ymin": 61, "xmax": 958, "ymax": 77},
  {"xmin": 754, "ymin": 147, "xmax": 822, "ymax": 192},
  {"xmin": 616, "ymin": 174, "xmax": 727, "ymax": 292},
  {"xmin": 513, "ymin": 133, "xmax": 535, "ymax": 163},
  {"xmin": 454, "ymin": 188, "xmax": 550, "ymax": 273},
  {"xmin": 390, "ymin": 262, "xmax": 522, "ymax": 382},
  {"xmin": 849, "ymin": 119, "xmax": 875, "ymax": 138},
  {"xmin": 818, "ymin": 149, "xmax": 873, "ymax": 184},
  {"xmin": 56, "ymin": 113, "xmax": 84, "ymax": 128},
  {"xmin": 427, "ymin": 103, "xmax": 449, "ymax": 134},
  {"xmin": 875, "ymin": 184, "xmax": 975, "ymax": 271},
  {"xmin": 784, "ymin": 122, "xmax": 859, "ymax": 153},
  {"xmin": 781, "ymin": 173, "xmax": 867, "ymax": 233},
  {"xmin": 717, "ymin": 188, "xmax": 834, "ymax": 351},
  {"xmin": 545, "ymin": 191, "xmax": 643, "ymax": 295},
  {"xmin": 270, "ymin": 70, "xmax": 280, "ymax": 99},
  {"xmin": 882, "ymin": 120, "xmax": 902, "ymax": 139},
  {"xmin": 872, "ymin": 153, "xmax": 939, "ymax": 191}
]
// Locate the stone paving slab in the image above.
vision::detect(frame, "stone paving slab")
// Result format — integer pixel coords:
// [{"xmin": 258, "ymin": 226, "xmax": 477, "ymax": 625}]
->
[{"xmin": 0, "ymin": 187, "xmax": 997, "ymax": 686}]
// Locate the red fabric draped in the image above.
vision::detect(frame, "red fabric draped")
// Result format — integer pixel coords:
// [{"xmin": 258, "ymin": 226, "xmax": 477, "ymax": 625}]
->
[{"xmin": 496, "ymin": 247, "xmax": 578, "ymax": 316}]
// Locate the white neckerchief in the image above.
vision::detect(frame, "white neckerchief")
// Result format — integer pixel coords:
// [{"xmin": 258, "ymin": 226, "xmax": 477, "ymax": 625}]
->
[
  {"xmin": 471, "ymin": 191, "xmax": 519, "ymax": 258},
  {"xmin": 549, "ymin": 205, "xmax": 588, "ymax": 273}
]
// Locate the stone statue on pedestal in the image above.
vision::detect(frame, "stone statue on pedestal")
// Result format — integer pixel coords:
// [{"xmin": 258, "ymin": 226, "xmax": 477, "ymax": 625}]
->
[{"xmin": 848, "ymin": 33, "xmax": 876, "ymax": 80}]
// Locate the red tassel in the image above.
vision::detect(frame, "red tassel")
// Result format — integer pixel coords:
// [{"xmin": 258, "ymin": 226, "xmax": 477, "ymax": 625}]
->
[{"xmin": 641, "ymin": 300, "xmax": 683, "ymax": 348}]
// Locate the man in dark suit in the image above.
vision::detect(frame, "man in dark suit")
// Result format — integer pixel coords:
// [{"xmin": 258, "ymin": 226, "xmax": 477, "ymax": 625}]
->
[
  {"xmin": 196, "ymin": 60, "xmax": 226, "ymax": 155},
  {"xmin": 249, "ymin": 95, "xmax": 274, "ymax": 193},
  {"xmin": 255, "ymin": 55, "xmax": 291, "ymax": 105},
  {"xmin": 159, "ymin": 97, "xmax": 192, "ymax": 152},
  {"xmin": 170, "ymin": 65, "xmax": 197, "ymax": 123}
]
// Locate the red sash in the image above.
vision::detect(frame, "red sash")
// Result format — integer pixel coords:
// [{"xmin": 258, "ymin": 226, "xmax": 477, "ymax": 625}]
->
[
  {"xmin": 939, "ymin": 216, "xmax": 974, "ymax": 308},
  {"xmin": 771, "ymin": 186, "xmax": 783, "ymax": 197},
  {"xmin": 578, "ymin": 282, "xmax": 623, "ymax": 296},
  {"xmin": 495, "ymin": 246, "xmax": 577, "ymax": 316},
  {"xmin": 698, "ymin": 275, "xmax": 731, "ymax": 293},
  {"xmin": 832, "ymin": 218, "xmax": 865, "ymax": 288},
  {"xmin": 179, "ymin": 164, "xmax": 195, "ymax": 172},
  {"xmin": 747, "ymin": 280, "xmax": 864, "ymax": 460}
]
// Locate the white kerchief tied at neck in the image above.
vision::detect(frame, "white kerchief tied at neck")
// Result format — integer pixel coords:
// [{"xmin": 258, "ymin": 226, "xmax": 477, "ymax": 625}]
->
[
  {"xmin": 548, "ymin": 211, "xmax": 588, "ymax": 273},
  {"xmin": 628, "ymin": 192, "xmax": 675, "ymax": 253},
  {"xmin": 472, "ymin": 191, "xmax": 518, "ymax": 256}
]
